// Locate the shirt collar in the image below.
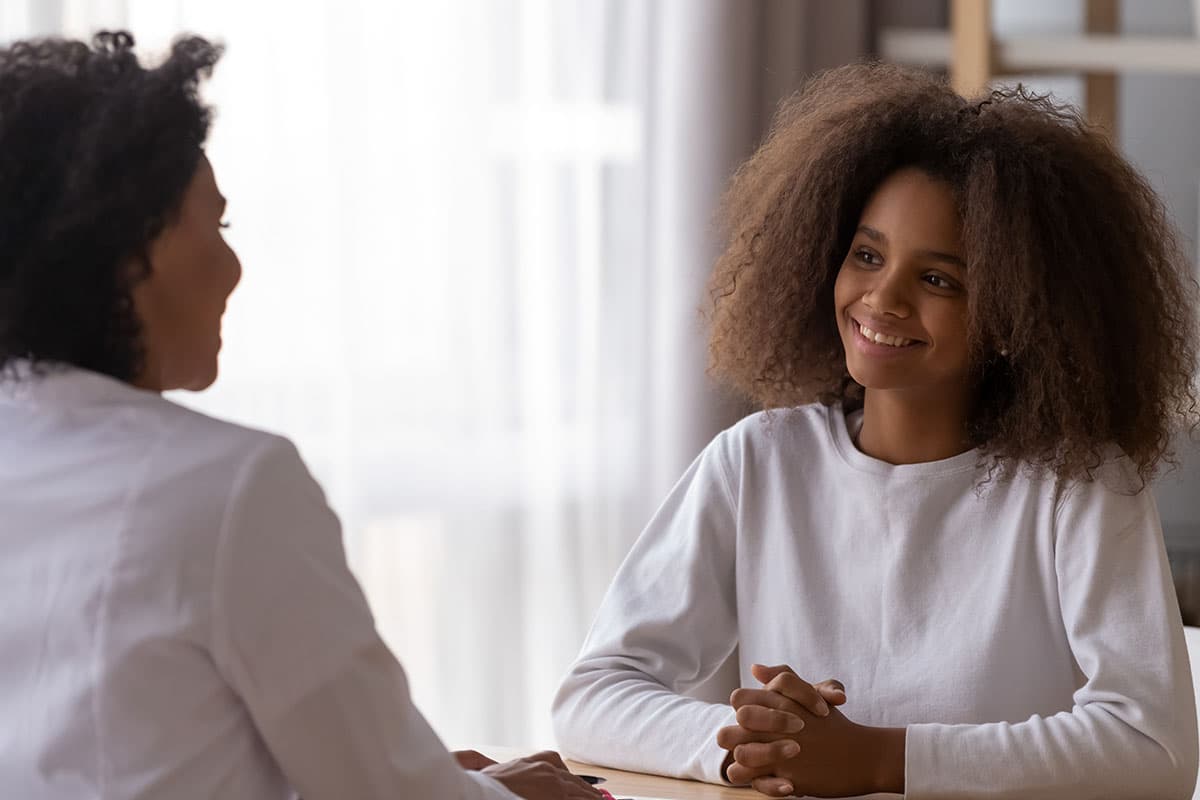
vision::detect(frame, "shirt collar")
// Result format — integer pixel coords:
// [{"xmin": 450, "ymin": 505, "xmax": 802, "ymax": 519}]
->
[{"xmin": 0, "ymin": 360, "xmax": 162, "ymax": 408}]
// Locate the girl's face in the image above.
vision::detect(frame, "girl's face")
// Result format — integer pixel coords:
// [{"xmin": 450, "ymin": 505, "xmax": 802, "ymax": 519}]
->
[{"xmin": 833, "ymin": 167, "xmax": 971, "ymax": 399}]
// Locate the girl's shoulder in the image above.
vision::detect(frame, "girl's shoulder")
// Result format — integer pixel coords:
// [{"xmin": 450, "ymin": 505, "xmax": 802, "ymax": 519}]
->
[
  {"xmin": 716, "ymin": 402, "xmax": 837, "ymax": 461},
  {"xmin": 1049, "ymin": 444, "xmax": 1150, "ymax": 506}
]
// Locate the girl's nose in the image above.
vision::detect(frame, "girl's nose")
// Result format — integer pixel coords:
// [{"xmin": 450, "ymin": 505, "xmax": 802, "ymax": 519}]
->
[{"xmin": 862, "ymin": 267, "xmax": 911, "ymax": 318}]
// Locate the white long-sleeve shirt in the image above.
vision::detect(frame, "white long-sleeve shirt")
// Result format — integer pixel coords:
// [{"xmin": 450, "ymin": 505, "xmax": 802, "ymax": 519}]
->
[
  {"xmin": 0, "ymin": 365, "xmax": 518, "ymax": 800},
  {"xmin": 552, "ymin": 403, "xmax": 1198, "ymax": 799}
]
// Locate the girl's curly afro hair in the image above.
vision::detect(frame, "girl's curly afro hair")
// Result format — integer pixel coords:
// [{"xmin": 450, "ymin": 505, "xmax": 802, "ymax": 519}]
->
[
  {"xmin": 707, "ymin": 62, "xmax": 1199, "ymax": 484},
  {"xmin": 0, "ymin": 30, "xmax": 222, "ymax": 382}
]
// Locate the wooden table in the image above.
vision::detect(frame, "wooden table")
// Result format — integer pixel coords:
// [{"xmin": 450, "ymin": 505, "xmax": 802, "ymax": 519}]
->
[{"xmin": 480, "ymin": 747, "xmax": 759, "ymax": 800}]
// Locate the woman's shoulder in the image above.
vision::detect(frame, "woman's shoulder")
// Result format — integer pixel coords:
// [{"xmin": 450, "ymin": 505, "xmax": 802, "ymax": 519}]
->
[
  {"xmin": 1, "ymin": 362, "xmax": 299, "ymax": 475},
  {"xmin": 135, "ymin": 401, "xmax": 320, "ymax": 553},
  {"xmin": 151, "ymin": 396, "xmax": 302, "ymax": 480}
]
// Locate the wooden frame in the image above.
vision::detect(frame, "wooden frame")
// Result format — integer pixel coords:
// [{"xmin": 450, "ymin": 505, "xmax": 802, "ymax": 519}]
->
[{"xmin": 883, "ymin": 0, "xmax": 1200, "ymax": 142}]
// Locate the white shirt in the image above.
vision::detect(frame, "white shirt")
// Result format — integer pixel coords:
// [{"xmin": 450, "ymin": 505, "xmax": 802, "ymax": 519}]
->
[
  {"xmin": 0, "ymin": 365, "xmax": 519, "ymax": 800},
  {"xmin": 552, "ymin": 404, "xmax": 1199, "ymax": 799}
]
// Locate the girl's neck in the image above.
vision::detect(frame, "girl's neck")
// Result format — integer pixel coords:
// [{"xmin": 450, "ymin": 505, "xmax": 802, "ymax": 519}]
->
[{"xmin": 855, "ymin": 387, "xmax": 973, "ymax": 465}]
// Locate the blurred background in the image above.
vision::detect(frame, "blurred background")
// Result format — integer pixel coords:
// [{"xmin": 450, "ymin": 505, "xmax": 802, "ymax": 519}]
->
[{"xmin": 2, "ymin": 0, "xmax": 1198, "ymax": 749}]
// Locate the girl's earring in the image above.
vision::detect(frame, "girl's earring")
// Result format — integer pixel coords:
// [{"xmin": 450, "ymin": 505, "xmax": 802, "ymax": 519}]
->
[{"xmin": 999, "ymin": 347, "xmax": 1010, "ymax": 358}]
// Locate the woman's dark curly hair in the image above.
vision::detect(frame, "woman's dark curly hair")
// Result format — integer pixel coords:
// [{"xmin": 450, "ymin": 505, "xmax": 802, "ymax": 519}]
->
[
  {"xmin": 0, "ymin": 30, "xmax": 222, "ymax": 382},
  {"xmin": 708, "ymin": 62, "xmax": 1200, "ymax": 483}
]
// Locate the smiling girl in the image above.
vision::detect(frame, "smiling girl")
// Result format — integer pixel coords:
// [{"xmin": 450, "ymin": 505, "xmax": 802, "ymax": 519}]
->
[{"xmin": 552, "ymin": 64, "xmax": 1200, "ymax": 798}]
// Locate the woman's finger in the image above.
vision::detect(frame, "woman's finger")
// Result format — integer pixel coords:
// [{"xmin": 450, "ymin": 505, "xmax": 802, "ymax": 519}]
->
[
  {"xmin": 452, "ymin": 749, "xmax": 498, "ymax": 770},
  {"xmin": 522, "ymin": 750, "xmax": 569, "ymax": 770},
  {"xmin": 563, "ymin": 773, "xmax": 603, "ymax": 797},
  {"xmin": 567, "ymin": 783, "xmax": 604, "ymax": 800},
  {"xmin": 733, "ymin": 740, "xmax": 801, "ymax": 768},
  {"xmin": 736, "ymin": 703, "xmax": 806, "ymax": 733},
  {"xmin": 752, "ymin": 775, "xmax": 798, "ymax": 797}
]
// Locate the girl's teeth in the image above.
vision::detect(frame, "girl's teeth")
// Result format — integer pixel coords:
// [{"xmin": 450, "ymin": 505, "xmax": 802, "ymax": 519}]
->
[{"xmin": 859, "ymin": 323, "xmax": 913, "ymax": 347}]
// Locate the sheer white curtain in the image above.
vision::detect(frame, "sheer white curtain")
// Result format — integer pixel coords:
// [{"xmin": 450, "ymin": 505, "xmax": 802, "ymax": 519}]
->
[{"xmin": 2, "ymin": 0, "xmax": 865, "ymax": 747}]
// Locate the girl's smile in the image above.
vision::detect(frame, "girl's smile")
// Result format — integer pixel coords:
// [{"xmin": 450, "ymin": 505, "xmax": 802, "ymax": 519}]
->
[{"xmin": 849, "ymin": 316, "xmax": 925, "ymax": 355}]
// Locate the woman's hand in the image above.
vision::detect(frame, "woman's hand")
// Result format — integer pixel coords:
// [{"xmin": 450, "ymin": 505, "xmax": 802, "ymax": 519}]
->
[
  {"xmin": 453, "ymin": 749, "xmax": 499, "ymax": 770},
  {"xmin": 481, "ymin": 750, "xmax": 603, "ymax": 800}
]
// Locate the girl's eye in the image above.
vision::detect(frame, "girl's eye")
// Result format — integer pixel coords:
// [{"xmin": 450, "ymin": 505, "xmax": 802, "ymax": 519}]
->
[
  {"xmin": 219, "ymin": 220, "xmax": 232, "ymax": 230},
  {"xmin": 855, "ymin": 248, "xmax": 881, "ymax": 266},
  {"xmin": 923, "ymin": 273, "xmax": 958, "ymax": 291}
]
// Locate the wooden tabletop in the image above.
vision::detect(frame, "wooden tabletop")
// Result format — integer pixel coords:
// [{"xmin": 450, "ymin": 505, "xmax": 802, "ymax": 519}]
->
[{"xmin": 480, "ymin": 747, "xmax": 760, "ymax": 800}]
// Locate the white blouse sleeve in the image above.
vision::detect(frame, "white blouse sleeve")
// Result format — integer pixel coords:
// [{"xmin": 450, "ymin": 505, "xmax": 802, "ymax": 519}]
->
[
  {"xmin": 551, "ymin": 435, "xmax": 740, "ymax": 784},
  {"xmin": 260, "ymin": 638, "xmax": 520, "ymax": 800},
  {"xmin": 904, "ymin": 461, "xmax": 1199, "ymax": 799},
  {"xmin": 209, "ymin": 437, "xmax": 518, "ymax": 800}
]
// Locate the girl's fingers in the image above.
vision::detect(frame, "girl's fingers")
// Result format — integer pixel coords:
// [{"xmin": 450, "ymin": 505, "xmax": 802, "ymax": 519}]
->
[
  {"xmin": 752, "ymin": 776, "xmax": 798, "ymax": 797},
  {"xmin": 763, "ymin": 671, "xmax": 829, "ymax": 717},
  {"xmin": 813, "ymin": 678, "xmax": 848, "ymax": 706},
  {"xmin": 733, "ymin": 740, "xmax": 801, "ymax": 768},
  {"xmin": 717, "ymin": 724, "xmax": 783, "ymax": 750},
  {"xmin": 750, "ymin": 663, "xmax": 838, "ymax": 717},
  {"xmin": 730, "ymin": 687, "xmax": 807, "ymax": 716},
  {"xmin": 726, "ymin": 760, "xmax": 775, "ymax": 786},
  {"xmin": 736, "ymin": 703, "xmax": 806, "ymax": 733},
  {"xmin": 750, "ymin": 663, "xmax": 798, "ymax": 685}
]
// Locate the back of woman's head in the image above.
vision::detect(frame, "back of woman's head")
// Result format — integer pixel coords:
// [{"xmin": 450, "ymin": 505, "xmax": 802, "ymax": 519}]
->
[
  {"xmin": 708, "ymin": 62, "xmax": 1200, "ymax": 483},
  {"xmin": 0, "ymin": 30, "xmax": 222, "ymax": 382}
]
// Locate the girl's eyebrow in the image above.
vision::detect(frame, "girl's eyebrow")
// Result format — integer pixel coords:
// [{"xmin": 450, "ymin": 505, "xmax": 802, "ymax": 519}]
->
[
  {"xmin": 856, "ymin": 224, "xmax": 967, "ymax": 270},
  {"xmin": 857, "ymin": 224, "xmax": 886, "ymax": 243}
]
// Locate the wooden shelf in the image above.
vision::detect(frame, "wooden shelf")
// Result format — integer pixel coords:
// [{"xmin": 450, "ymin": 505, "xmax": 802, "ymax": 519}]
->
[
  {"xmin": 879, "ymin": 28, "xmax": 951, "ymax": 67},
  {"xmin": 881, "ymin": 28, "xmax": 1200, "ymax": 75}
]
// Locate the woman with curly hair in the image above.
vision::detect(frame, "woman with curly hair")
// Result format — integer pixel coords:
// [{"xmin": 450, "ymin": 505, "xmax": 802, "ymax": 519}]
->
[
  {"xmin": 0, "ymin": 31, "xmax": 598, "ymax": 800},
  {"xmin": 554, "ymin": 63, "xmax": 1200, "ymax": 798}
]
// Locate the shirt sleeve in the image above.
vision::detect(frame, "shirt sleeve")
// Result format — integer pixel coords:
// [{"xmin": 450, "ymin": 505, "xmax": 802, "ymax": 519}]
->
[
  {"xmin": 261, "ymin": 638, "xmax": 520, "ymax": 800},
  {"xmin": 551, "ymin": 434, "xmax": 740, "ymax": 784},
  {"xmin": 904, "ymin": 460, "xmax": 1200, "ymax": 800},
  {"xmin": 210, "ymin": 437, "xmax": 517, "ymax": 800}
]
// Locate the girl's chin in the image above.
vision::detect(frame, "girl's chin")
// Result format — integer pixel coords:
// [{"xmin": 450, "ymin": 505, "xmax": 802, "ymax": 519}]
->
[{"xmin": 846, "ymin": 366, "xmax": 924, "ymax": 392}]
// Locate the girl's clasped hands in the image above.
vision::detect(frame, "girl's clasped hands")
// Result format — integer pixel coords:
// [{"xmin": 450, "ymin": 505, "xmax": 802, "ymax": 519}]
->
[{"xmin": 719, "ymin": 664, "xmax": 902, "ymax": 798}]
